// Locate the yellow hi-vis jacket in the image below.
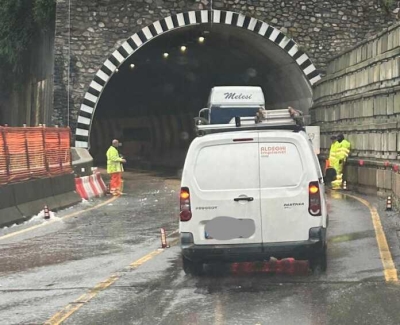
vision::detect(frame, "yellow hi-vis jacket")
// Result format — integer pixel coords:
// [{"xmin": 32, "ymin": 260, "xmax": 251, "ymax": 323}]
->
[
  {"xmin": 336, "ymin": 139, "xmax": 351, "ymax": 162},
  {"xmin": 329, "ymin": 139, "xmax": 351, "ymax": 176},
  {"xmin": 328, "ymin": 141, "xmax": 340, "ymax": 170},
  {"xmin": 106, "ymin": 146, "xmax": 124, "ymax": 174}
]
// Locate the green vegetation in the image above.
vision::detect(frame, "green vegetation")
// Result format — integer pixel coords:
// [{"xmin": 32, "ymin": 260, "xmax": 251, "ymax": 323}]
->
[
  {"xmin": 382, "ymin": 0, "xmax": 395, "ymax": 6},
  {"xmin": 0, "ymin": 0, "xmax": 55, "ymax": 88},
  {"xmin": 381, "ymin": 0, "xmax": 396, "ymax": 13},
  {"xmin": 298, "ymin": 44, "xmax": 310, "ymax": 53},
  {"xmin": 33, "ymin": 0, "xmax": 57, "ymax": 29}
]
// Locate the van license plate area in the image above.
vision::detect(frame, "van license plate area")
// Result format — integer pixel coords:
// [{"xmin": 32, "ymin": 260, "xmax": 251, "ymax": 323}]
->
[{"xmin": 204, "ymin": 217, "xmax": 256, "ymax": 240}]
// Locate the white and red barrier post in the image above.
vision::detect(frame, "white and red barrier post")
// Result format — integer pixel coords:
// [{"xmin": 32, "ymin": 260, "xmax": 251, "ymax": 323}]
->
[
  {"xmin": 160, "ymin": 228, "xmax": 169, "ymax": 248},
  {"xmin": 44, "ymin": 205, "xmax": 50, "ymax": 220},
  {"xmin": 75, "ymin": 171, "xmax": 107, "ymax": 200}
]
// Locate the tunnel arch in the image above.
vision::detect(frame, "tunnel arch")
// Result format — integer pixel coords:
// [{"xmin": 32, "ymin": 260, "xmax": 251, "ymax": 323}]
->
[{"xmin": 75, "ymin": 9, "xmax": 321, "ymax": 148}]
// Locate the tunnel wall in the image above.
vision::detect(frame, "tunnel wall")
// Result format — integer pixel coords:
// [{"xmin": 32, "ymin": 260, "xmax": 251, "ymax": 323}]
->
[
  {"xmin": 90, "ymin": 113, "xmax": 195, "ymax": 169},
  {"xmin": 53, "ymin": 0, "xmax": 397, "ymax": 131},
  {"xmin": 312, "ymin": 22, "xmax": 400, "ymax": 200}
]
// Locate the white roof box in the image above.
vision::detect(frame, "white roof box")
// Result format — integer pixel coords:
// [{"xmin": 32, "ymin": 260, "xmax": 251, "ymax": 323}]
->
[{"xmin": 209, "ymin": 86, "xmax": 265, "ymax": 106}]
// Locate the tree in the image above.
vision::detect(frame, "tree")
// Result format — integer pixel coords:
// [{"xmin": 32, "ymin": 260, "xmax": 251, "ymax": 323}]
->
[{"xmin": 0, "ymin": 0, "xmax": 55, "ymax": 90}]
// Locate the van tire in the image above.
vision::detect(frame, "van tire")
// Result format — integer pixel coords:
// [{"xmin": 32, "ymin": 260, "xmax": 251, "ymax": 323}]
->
[
  {"xmin": 310, "ymin": 246, "xmax": 327, "ymax": 274},
  {"xmin": 182, "ymin": 255, "xmax": 204, "ymax": 276}
]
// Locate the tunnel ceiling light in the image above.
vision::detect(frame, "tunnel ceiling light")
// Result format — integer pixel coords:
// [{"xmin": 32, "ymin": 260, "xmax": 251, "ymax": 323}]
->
[
  {"xmin": 198, "ymin": 36, "xmax": 205, "ymax": 43},
  {"xmin": 130, "ymin": 64, "xmax": 135, "ymax": 69},
  {"xmin": 180, "ymin": 45, "xmax": 187, "ymax": 52},
  {"xmin": 115, "ymin": 68, "xmax": 119, "ymax": 73},
  {"xmin": 163, "ymin": 52, "xmax": 169, "ymax": 58}
]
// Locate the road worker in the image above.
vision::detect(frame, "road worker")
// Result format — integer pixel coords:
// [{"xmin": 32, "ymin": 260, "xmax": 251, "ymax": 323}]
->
[
  {"xmin": 327, "ymin": 136, "xmax": 339, "ymax": 168},
  {"xmin": 325, "ymin": 136, "xmax": 339, "ymax": 185},
  {"xmin": 331, "ymin": 134, "xmax": 351, "ymax": 190},
  {"xmin": 106, "ymin": 139, "xmax": 126, "ymax": 196}
]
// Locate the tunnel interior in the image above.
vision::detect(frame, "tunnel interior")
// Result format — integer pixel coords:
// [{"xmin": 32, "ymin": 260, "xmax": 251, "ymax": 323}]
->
[{"xmin": 90, "ymin": 23, "xmax": 313, "ymax": 167}]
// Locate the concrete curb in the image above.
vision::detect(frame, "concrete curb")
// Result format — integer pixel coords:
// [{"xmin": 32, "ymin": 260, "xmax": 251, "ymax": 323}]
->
[
  {"xmin": 0, "ymin": 207, "xmax": 26, "ymax": 227},
  {"xmin": 0, "ymin": 174, "xmax": 81, "ymax": 228}
]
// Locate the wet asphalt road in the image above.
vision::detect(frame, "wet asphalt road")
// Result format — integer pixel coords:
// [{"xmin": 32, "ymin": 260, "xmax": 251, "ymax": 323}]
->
[{"xmin": 1, "ymin": 170, "xmax": 400, "ymax": 324}]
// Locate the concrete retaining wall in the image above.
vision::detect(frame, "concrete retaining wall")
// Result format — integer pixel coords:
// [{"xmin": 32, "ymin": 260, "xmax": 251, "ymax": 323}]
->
[
  {"xmin": 313, "ymin": 22, "xmax": 400, "ymax": 203},
  {"xmin": 71, "ymin": 147, "xmax": 94, "ymax": 177},
  {"xmin": 0, "ymin": 173, "xmax": 81, "ymax": 228}
]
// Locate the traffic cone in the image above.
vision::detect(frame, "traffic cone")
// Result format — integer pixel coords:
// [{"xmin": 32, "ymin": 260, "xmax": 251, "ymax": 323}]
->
[
  {"xmin": 44, "ymin": 205, "xmax": 50, "ymax": 220},
  {"xmin": 160, "ymin": 228, "xmax": 169, "ymax": 248},
  {"xmin": 386, "ymin": 196, "xmax": 393, "ymax": 211}
]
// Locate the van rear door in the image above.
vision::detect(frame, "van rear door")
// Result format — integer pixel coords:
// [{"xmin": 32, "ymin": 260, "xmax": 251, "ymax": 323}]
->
[
  {"xmin": 189, "ymin": 133, "xmax": 263, "ymax": 246},
  {"xmin": 258, "ymin": 134, "xmax": 317, "ymax": 243}
]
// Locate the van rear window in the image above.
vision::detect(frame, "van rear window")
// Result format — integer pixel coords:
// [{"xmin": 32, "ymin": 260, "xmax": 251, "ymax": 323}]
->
[
  {"xmin": 210, "ymin": 107, "xmax": 260, "ymax": 124},
  {"xmin": 194, "ymin": 143, "xmax": 259, "ymax": 190},
  {"xmin": 259, "ymin": 142, "xmax": 303, "ymax": 188}
]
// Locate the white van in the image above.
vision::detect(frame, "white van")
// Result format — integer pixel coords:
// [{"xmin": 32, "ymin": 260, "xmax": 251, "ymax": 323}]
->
[
  {"xmin": 179, "ymin": 112, "xmax": 327, "ymax": 275},
  {"xmin": 199, "ymin": 86, "xmax": 265, "ymax": 124}
]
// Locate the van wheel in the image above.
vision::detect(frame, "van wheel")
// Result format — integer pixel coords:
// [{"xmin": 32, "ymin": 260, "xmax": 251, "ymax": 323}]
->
[
  {"xmin": 182, "ymin": 255, "xmax": 204, "ymax": 276},
  {"xmin": 310, "ymin": 247, "xmax": 327, "ymax": 275}
]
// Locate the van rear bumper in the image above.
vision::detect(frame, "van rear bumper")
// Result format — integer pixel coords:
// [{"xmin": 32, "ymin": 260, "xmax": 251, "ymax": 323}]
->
[{"xmin": 181, "ymin": 240, "xmax": 324, "ymax": 263}]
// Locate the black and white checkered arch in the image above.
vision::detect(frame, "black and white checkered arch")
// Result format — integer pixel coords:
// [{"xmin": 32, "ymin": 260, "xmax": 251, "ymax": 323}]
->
[{"xmin": 75, "ymin": 10, "xmax": 321, "ymax": 148}]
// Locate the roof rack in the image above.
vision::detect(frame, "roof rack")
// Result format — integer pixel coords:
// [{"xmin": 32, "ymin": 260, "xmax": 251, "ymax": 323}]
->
[{"xmin": 195, "ymin": 108, "xmax": 308, "ymax": 136}]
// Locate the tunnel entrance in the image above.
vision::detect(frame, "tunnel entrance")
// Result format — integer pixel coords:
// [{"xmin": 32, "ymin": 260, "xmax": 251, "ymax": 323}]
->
[{"xmin": 75, "ymin": 10, "xmax": 320, "ymax": 168}]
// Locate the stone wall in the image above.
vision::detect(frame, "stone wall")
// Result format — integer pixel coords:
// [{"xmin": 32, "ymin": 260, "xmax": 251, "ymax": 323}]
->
[
  {"xmin": 312, "ymin": 22, "xmax": 400, "ymax": 198},
  {"xmin": 53, "ymin": 0, "xmax": 397, "ymax": 129}
]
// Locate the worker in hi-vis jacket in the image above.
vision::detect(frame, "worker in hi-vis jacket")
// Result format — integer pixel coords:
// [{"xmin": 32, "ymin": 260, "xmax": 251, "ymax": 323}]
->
[
  {"xmin": 330, "ymin": 134, "xmax": 351, "ymax": 190},
  {"xmin": 106, "ymin": 139, "xmax": 126, "ymax": 196}
]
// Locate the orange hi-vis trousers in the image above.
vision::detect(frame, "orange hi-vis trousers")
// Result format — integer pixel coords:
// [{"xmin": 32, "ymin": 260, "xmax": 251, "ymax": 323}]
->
[{"xmin": 110, "ymin": 172, "xmax": 122, "ymax": 195}]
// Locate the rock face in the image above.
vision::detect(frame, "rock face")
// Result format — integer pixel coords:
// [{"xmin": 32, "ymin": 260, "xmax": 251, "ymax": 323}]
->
[
  {"xmin": 312, "ymin": 22, "xmax": 400, "ymax": 196},
  {"xmin": 53, "ymin": 0, "xmax": 396, "ymax": 128}
]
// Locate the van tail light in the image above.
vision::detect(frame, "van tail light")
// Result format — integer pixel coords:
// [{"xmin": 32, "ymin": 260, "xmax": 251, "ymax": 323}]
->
[
  {"xmin": 180, "ymin": 187, "xmax": 192, "ymax": 221},
  {"xmin": 308, "ymin": 181, "xmax": 322, "ymax": 216}
]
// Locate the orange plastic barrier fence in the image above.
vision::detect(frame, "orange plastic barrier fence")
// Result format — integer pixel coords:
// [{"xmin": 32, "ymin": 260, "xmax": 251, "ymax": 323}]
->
[{"xmin": 0, "ymin": 126, "xmax": 72, "ymax": 185}]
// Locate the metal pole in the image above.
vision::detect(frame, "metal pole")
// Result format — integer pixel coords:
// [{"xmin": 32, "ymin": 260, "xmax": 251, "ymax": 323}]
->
[
  {"xmin": 58, "ymin": 129, "xmax": 62, "ymax": 172},
  {"xmin": 68, "ymin": 128, "xmax": 73, "ymax": 170},
  {"xmin": 24, "ymin": 129, "xmax": 31, "ymax": 175},
  {"xmin": 1, "ymin": 128, "xmax": 10, "ymax": 180},
  {"xmin": 42, "ymin": 127, "xmax": 50, "ymax": 174},
  {"xmin": 67, "ymin": 0, "xmax": 71, "ymax": 127}
]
